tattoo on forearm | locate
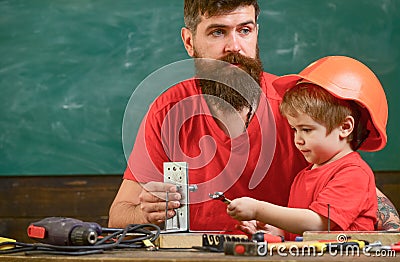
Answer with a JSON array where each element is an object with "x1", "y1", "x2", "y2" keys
[{"x1": 376, "y1": 196, "x2": 400, "y2": 231}]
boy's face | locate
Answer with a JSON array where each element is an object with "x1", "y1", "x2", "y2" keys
[
  {"x1": 183, "y1": 5, "x2": 259, "y2": 60},
  {"x1": 286, "y1": 112, "x2": 353, "y2": 168}
]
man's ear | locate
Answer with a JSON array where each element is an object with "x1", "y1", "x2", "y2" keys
[
  {"x1": 340, "y1": 116, "x2": 355, "y2": 139},
  {"x1": 181, "y1": 27, "x2": 194, "y2": 57}
]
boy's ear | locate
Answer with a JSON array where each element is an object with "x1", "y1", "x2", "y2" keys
[{"x1": 339, "y1": 116, "x2": 355, "y2": 138}]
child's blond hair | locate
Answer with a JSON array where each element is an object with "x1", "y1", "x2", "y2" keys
[{"x1": 279, "y1": 82, "x2": 368, "y2": 150}]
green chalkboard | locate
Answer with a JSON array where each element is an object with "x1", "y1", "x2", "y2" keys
[{"x1": 0, "y1": 0, "x2": 399, "y2": 175}]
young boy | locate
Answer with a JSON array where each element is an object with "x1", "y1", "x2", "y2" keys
[{"x1": 227, "y1": 56, "x2": 388, "y2": 240}]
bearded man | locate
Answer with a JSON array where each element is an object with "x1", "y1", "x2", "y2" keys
[{"x1": 108, "y1": 0, "x2": 307, "y2": 233}]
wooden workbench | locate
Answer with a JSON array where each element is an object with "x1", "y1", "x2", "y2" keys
[{"x1": 0, "y1": 248, "x2": 398, "y2": 262}]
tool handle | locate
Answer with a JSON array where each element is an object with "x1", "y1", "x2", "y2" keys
[{"x1": 252, "y1": 232, "x2": 284, "y2": 243}]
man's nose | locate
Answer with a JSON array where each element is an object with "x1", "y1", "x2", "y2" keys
[{"x1": 224, "y1": 32, "x2": 241, "y2": 53}]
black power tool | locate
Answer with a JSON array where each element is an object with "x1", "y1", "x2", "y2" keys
[{"x1": 27, "y1": 217, "x2": 102, "y2": 246}]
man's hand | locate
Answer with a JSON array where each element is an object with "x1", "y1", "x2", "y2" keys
[
  {"x1": 108, "y1": 179, "x2": 182, "y2": 228},
  {"x1": 138, "y1": 181, "x2": 182, "y2": 224},
  {"x1": 235, "y1": 220, "x2": 267, "y2": 235},
  {"x1": 235, "y1": 220, "x2": 284, "y2": 236}
]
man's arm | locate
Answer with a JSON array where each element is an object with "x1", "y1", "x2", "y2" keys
[
  {"x1": 375, "y1": 188, "x2": 400, "y2": 231},
  {"x1": 108, "y1": 179, "x2": 145, "y2": 228},
  {"x1": 108, "y1": 179, "x2": 181, "y2": 228}
]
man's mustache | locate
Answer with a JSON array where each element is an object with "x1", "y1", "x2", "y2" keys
[{"x1": 219, "y1": 53, "x2": 255, "y2": 67}]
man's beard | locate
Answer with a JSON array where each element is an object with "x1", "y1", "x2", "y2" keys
[{"x1": 194, "y1": 49, "x2": 263, "y2": 113}]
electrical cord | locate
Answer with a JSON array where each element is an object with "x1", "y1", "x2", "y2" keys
[{"x1": 0, "y1": 223, "x2": 161, "y2": 256}]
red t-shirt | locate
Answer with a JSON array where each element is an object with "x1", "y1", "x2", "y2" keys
[
  {"x1": 286, "y1": 152, "x2": 377, "y2": 241},
  {"x1": 124, "y1": 72, "x2": 307, "y2": 233}
]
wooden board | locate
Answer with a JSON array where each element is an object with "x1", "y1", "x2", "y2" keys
[
  {"x1": 155, "y1": 233, "x2": 248, "y2": 249},
  {"x1": 303, "y1": 231, "x2": 400, "y2": 245},
  {"x1": 0, "y1": 175, "x2": 120, "y2": 243}
]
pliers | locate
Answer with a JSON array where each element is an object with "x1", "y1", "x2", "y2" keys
[{"x1": 208, "y1": 192, "x2": 231, "y2": 204}]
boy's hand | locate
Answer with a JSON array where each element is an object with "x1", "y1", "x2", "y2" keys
[{"x1": 227, "y1": 197, "x2": 258, "y2": 221}]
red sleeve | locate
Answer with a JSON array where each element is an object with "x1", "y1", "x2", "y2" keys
[
  {"x1": 123, "y1": 106, "x2": 169, "y2": 183},
  {"x1": 309, "y1": 166, "x2": 377, "y2": 230}
]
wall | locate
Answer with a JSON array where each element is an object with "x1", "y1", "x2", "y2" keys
[{"x1": 1, "y1": 0, "x2": 399, "y2": 175}]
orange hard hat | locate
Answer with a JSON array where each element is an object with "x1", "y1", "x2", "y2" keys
[{"x1": 273, "y1": 56, "x2": 388, "y2": 152}]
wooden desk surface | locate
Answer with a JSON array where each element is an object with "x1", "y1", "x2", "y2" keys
[{"x1": 1, "y1": 248, "x2": 398, "y2": 262}]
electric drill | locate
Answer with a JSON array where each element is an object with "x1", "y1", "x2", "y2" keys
[{"x1": 27, "y1": 217, "x2": 102, "y2": 246}]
